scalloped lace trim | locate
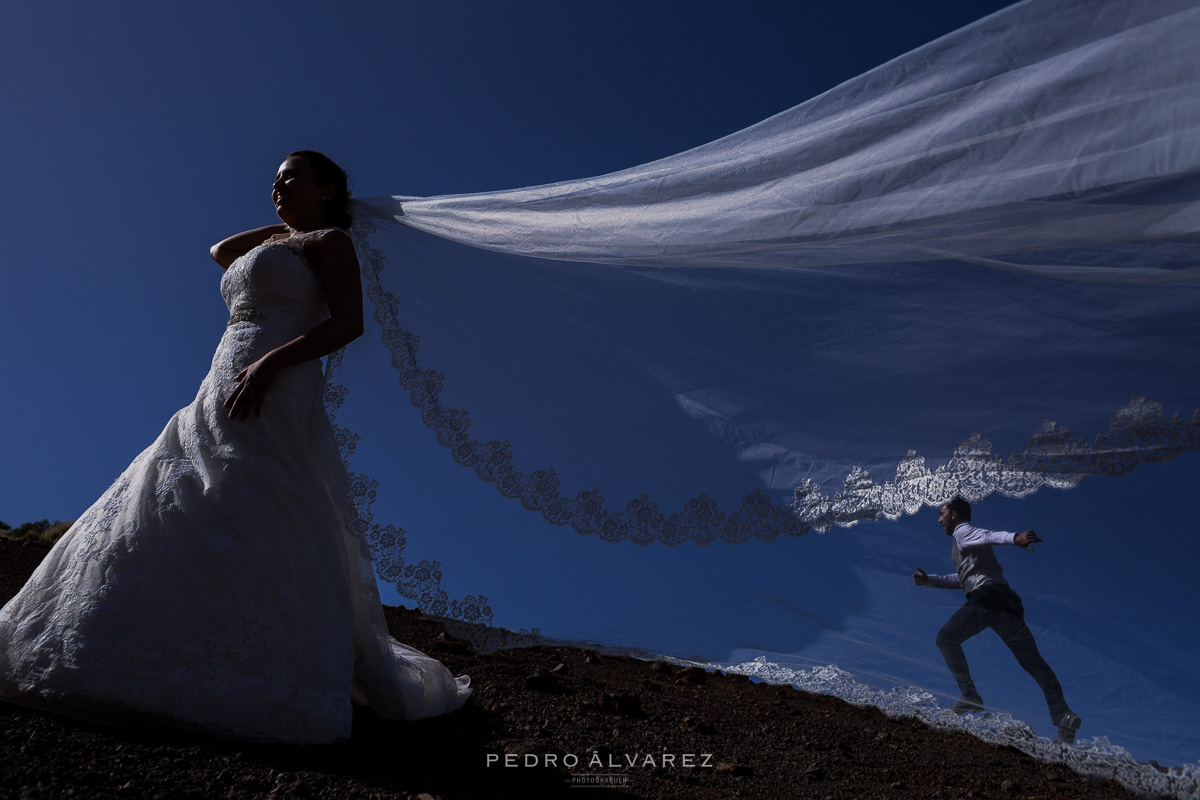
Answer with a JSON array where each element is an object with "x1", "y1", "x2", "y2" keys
[
  {"x1": 727, "y1": 657, "x2": 1200, "y2": 800},
  {"x1": 323, "y1": 343, "x2": 494, "y2": 628},
  {"x1": 788, "y1": 396, "x2": 1200, "y2": 531},
  {"x1": 346, "y1": 216, "x2": 1200, "y2": 554}
]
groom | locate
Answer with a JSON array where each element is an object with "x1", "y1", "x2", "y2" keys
[{"x1": 912, "y1": 496, "x2": 1082, "y2": 744}]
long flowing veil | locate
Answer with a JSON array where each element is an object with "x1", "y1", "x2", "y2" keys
[{"x1": 329, "y1": 0, "x2": 1199, "y2": 779}]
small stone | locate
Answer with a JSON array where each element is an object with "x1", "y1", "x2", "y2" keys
[
  {"x1": 523, "y1": 669, "x2": 564, "y2": 694},
  {"x1": 715, "y1": 762, "x2": 754, "y2": 777},
  {"x1": 597, "y1": 692, "x2": 643, "y2": 716},
  {"x1": 431, "y1": 632, "x2": 474, "y2": 655},
  {"x1": 675, "y1": 667, "x2": 708, "y2": 685},
  {"x1": 680, "y1": 716, "x2": 717, "y2": 734}
]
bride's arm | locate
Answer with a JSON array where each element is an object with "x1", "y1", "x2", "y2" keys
[
  {"x1": 210, "y1": 223, "x2": 290, "y2": 269},
  {"x1": 224, "y1": 230, "x2": 364, "y2": 420}
]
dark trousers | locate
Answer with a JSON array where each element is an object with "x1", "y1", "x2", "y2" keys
[{"x1": 935, "y1": 586, "x2": 1069, "y2": 725}]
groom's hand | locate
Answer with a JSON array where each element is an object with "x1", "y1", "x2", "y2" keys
[
  {"x1": 912, "y1": 568, "x2": 928, "y2": 586},
  {"x1": 1014, "y1": 530, "x2": 1041, "y2": 551}
]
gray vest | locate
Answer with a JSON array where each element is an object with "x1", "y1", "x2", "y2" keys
[{"x1": 952, "y1": 535, "x2": 1011, "y2": 595}]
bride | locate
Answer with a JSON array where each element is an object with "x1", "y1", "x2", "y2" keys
[{"x1": 0, "y1": 151, "x2": 470, "y2": 743}]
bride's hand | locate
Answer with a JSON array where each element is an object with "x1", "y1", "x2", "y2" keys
[{"x1": 224, "y1": 355, "x2": 282, "y2": 420}]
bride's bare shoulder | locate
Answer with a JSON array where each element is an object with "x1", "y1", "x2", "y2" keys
[{"x1": 302, "y1": 228, "x2": 358, "y2": 272}]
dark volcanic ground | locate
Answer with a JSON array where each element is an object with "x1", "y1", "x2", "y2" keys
[{"x1": 0, "y1": 539, "x2": 1156, "y2": 799}]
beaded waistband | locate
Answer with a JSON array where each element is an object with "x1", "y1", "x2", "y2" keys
[{"x1": 227, "y1": 309, "x2": 266, "y2": 326}]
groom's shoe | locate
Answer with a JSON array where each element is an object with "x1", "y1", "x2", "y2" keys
[
  {"x1": 949, "y1": 697, "x2": 984, "y2": 715},
  {"x1": 1055, "y1": 711, "x2": 1082, "y2": 744}
]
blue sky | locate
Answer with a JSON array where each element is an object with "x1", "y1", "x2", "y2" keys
[
  {"x1": 9, "y1": 0, "x2": 1200, "y2": 770},
  {"x1": 2, "y1": 0, "x2": 1014, "y2": 525}
]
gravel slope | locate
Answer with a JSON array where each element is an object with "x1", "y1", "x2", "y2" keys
[{"x1": 0, "y1": 539, "x2": 1149, "y2": 799}]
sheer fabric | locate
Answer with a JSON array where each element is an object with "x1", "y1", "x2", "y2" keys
[
  {"x1": 373, "y1": 0, "x2": 1199, "y2": 282},
  {"x1": 330, "y1": 0, "x2": 1200, "y2": 773}
]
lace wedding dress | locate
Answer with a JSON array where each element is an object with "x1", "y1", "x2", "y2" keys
[{"x1": 0, "y1": 229, "x2": 470, "y2": 743}]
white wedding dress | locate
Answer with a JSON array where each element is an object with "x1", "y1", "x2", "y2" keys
[{"x1": 0, "y1": 229, "x2": 470, "y2": 743}]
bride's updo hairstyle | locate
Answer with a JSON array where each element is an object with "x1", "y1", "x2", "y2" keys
[{"x1": 288, "y1": 150, "x2": 353, "y2": 231}]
